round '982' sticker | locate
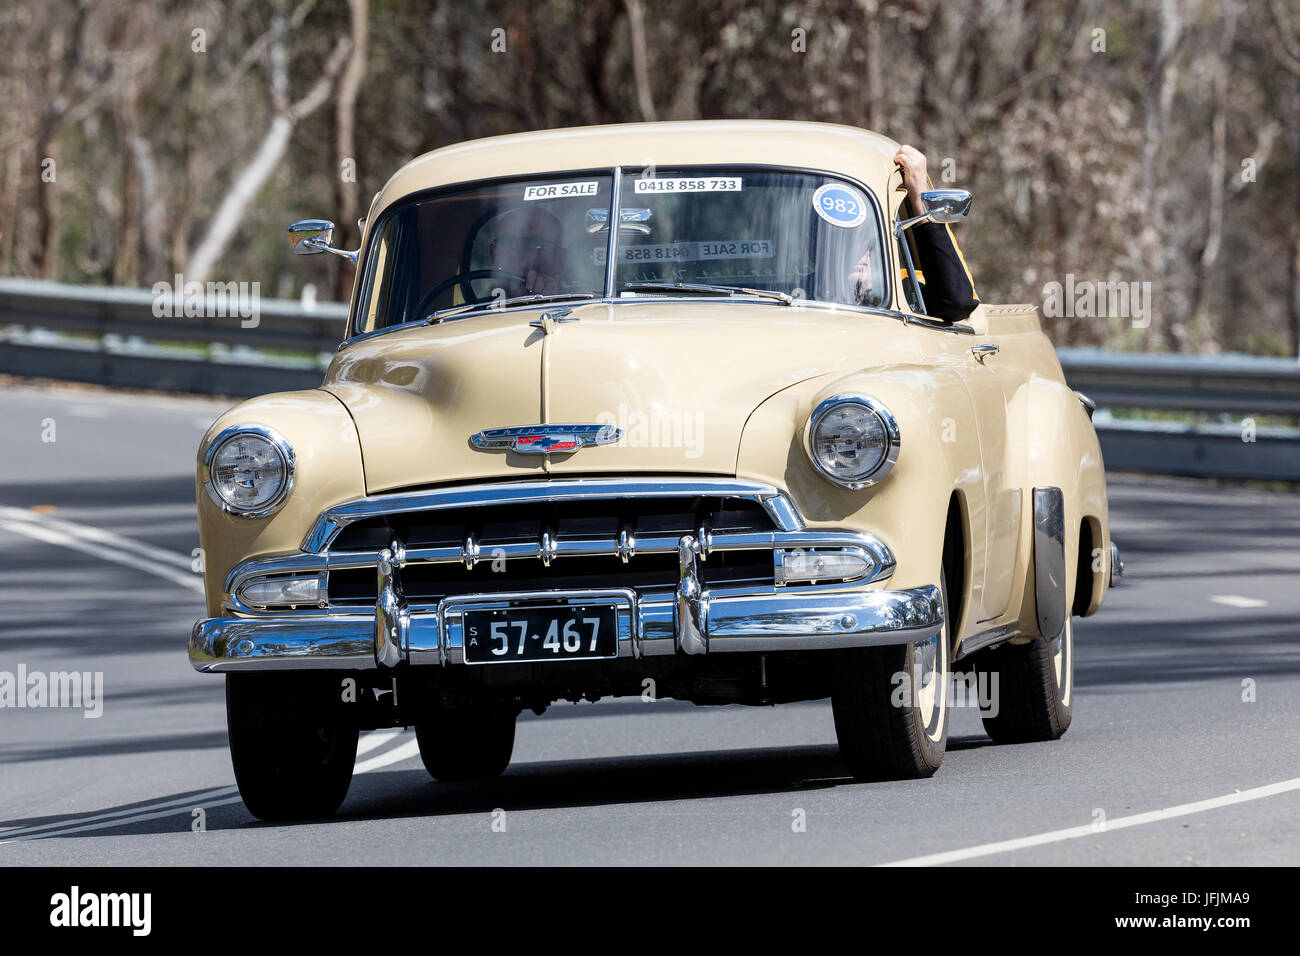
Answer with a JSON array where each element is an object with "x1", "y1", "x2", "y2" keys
[{"x1": 812, "y1": 183, "x2": 869, "y2": 228}]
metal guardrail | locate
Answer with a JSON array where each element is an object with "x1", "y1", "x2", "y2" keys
[{"x1": 1, "y1": 277, "x2": 1297, "y2": 480}]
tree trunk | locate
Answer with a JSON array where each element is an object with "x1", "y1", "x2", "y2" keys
[
  {"x1": 185, "y1": 35, "x2": 349, "y2": 284},
  {"x1": 333, "y1": 0, "x2": 368, "y2": 301}
]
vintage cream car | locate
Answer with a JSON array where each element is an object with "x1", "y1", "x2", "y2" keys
[{"x1": 190, "y1": 120, "x2": 1119, "y2": 820}]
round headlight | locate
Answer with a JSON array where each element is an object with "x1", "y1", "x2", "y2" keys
[
  {"x1": 806, "y1": 394, "x2": 900, "y2": 489},
  {"x1": 203, "y1": 425, "x2": 295, "y2": 517}
]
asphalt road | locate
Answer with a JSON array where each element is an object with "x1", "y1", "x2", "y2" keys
[{"x1": 0, "y1": 382, "x2": 1297, "y2": 866}]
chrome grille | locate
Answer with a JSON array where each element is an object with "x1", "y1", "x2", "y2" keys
[
  {"x1": 226, "y1": 479, "x2": 896, "y2": 617},
  {"x1": 324, "y1": 492, "x2": 779, "y2": 606}
]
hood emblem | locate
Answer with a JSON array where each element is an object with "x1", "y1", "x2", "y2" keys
[{"x1": 471, "y1": 423, "x2": 622, "y2": 454}]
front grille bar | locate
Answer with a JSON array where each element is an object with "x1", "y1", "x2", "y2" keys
[
  {"x1": 301, "y1": 477, "x2": 803, "y2": 553},
  {"x1": 225, "y1": 526, "x2": 897, "y2": 616}
]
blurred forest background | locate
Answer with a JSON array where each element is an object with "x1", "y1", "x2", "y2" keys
[{"x1": 1, "y1": 0, "x2": 1297, "y2": 354}]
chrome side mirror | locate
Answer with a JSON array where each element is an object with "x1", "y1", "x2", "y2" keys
[
  {"x1": 287, "y1": 219, "x2": 359, "y2": 264},
  {"x1": 891, "y1": 189, "x2": 973, "y2": 318},
  {"x1": 920, "y1": 188, "x2": 972, "y2": 224},
  {"x1": 893, "y1": 189, "x2": 973, "y2": 236}
]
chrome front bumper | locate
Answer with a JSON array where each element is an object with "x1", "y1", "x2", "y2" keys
[
  {"x1": 193, "y1": 480, "x2": 942, "y2": 673},
  {"x1": 189, "y1": 583, "x2": 943, "y2": 673}
]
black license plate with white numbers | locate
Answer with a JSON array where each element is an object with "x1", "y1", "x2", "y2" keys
[{"x1": 462, "y1": 604, "x2": 619, "y2": 664}]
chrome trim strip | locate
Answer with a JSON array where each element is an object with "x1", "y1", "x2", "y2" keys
[
  {"x1": 603, "y1": 165, "x2": 622, "y2": 294},
  {"x1": 1110, "y1": 540, "x2": 1124, "y2": 587},
  {"x1": 953, "y1": 622, "x2": 1020, "y2": 661},
  {"x1": 1033, "y1": 486, "x2": 1067, "y2": 640},
  {"x1": 190, "y1": 584, "x2": 943, "y2": 672},
  {"x1": 337, "y1": 296, "x2": 912, "y2": 351},
  {"x1": 301, "y1": 478, "x2": 797, "y2": 552},
  {"x1": 905, "y1": 315, "x2": 976, "y2": 335}
]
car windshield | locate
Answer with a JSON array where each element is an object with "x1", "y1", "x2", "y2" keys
[
  {"x1": 351, "y1": 167, "x2": 887, "y2": 336},
  {"x1": 353, "y1": 172, "x2": 614, "y2": 334},
  {"x1": 611, "y1": 167, "x2": 886, "y2": 308}
]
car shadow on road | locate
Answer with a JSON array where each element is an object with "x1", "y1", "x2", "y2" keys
[{"x1": 0, "y1": 735, "x2": 1001, "y2": 841}]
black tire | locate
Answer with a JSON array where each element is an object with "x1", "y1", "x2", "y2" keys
[
  {"x1": 831, "y1": 571, "x2": 951, "y2": 781},
  {"x1": 415, "y1": 704, "x2": 517, "y2": 782},
  {"x1": 971, "y1": 615, "x2": 1073, "y2": 743},
  {"x1": 226, "y1": 673, "x2": 358, "y2": 821}
]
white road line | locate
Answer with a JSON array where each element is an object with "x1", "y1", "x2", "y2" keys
[
  {"x1": 354, "y1": 738, "x2": 422, "y2": 774},
  {"x1": 0, "y1": 507, "x2": 202, "y2": 593},
  {"x1": 356, "y1": 728, "x2": 404, "y2": 757},
  {"x1": 0, "y1": 787, "x2": 239, "y2": 842},
  {"x1": 0, "y1": 505, "x2": 196, "y2": 569},
  {"x1": 1210, "y1": 594, "x2": 1269, "y2": 609},
  {"x1": 0, "y1": 796, "x2": 248, "y2": 844},
  {"x1": 877, "y1": 776, "x2": 1300, "y2": 866},
  {"x1": 0, "y1": 733, "x2": 421, "y2": 844}
]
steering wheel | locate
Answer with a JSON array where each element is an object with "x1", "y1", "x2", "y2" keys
[{"x1": 415, "y1": 269, "x2": 529, "y2": 320}]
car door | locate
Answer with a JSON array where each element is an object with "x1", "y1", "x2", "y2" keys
[{"x1": 888, "y1": 171, "x2": 1017, "y2": 623}]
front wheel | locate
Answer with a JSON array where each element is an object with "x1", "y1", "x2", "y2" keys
[
  {"x1": 415, "y1": 704, "x2": 517, "y2": 782},
  {"x1": 226, "y1": 673, "x2": 359, "y2": 821},
  {"x1": 831, "y1": 572, "x2": 951, "y2": 780},
  {"x1": 970, "y1": 616, "x2": 1073, "y2": 743}
]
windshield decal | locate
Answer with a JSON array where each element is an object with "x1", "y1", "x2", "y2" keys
[
  {"x1": 633, "y1": 176, "x2": 742, "y2": 194},
  {"x1": 595, "y1": 238, "x2": 774, "y2": 265},
  {"x1": 812, "y1": 183, "x2": 868, "y2": 228},
  {"x1": 523, "y1": 180, "x2": 600, "y2": 201}
]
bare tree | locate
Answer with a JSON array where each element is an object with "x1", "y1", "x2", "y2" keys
[
  {"x1": 185, "y1": 13, "x2": 349, "y2": 284},
  {"x1": 32, "y1": 1, "x2": 91, "y2": 278},
  {"x1": 625, "y1": 0, "x2": 656, "y2": 121}
]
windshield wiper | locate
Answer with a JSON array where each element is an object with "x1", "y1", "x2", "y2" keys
[
  {"x1": 623, "y1": 281, "x2": 793, "y2": 305},
  {"x1": 426, "y1": 292, "x2": 598, "y2": 325}
]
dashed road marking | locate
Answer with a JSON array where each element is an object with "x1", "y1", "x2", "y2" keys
[{"x1": 1210, "y1": 594, "x2": 1268, "y2": 609}]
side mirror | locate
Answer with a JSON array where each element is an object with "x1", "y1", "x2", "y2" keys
[
  {"x1": 287, "y1": 219, "x2": 358, "y2": 264},
  {"x1": 891, "y1": 188, "x2": 974, "y2": 318},
  {"x1": 893, "y1": 189, "x2": 973, "y2": 236},
  {"x1": 920, "y1": 188, "x2": 972, "y2": 224}
]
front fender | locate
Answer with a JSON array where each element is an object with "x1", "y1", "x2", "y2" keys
[
  {"x1": 195, "y1": 389, "x2": 366, "y2": 617},
  {"x1": 736, "y1": 366, "x2": 982, "y2": 608}
]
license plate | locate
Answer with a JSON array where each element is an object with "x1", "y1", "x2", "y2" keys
[{"x1": 462, "y1": 603, "x2": 619, "y2": 664}]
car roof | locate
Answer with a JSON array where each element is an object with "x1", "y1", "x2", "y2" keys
[{"x1": 367, "y1": 120, "x2": 903, "y2": 220}]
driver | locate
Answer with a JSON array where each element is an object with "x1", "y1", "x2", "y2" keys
[
  {"x1": 848, "y1": 144, "x2": 980, "y2": 322},
  {"x1": 489, "y1": 206, "x2": 567, "y2": 297}
]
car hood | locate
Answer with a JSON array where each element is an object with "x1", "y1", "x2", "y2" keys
[{"x1": 323, "y1": 301, "x2": 919, "y2": 494}]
